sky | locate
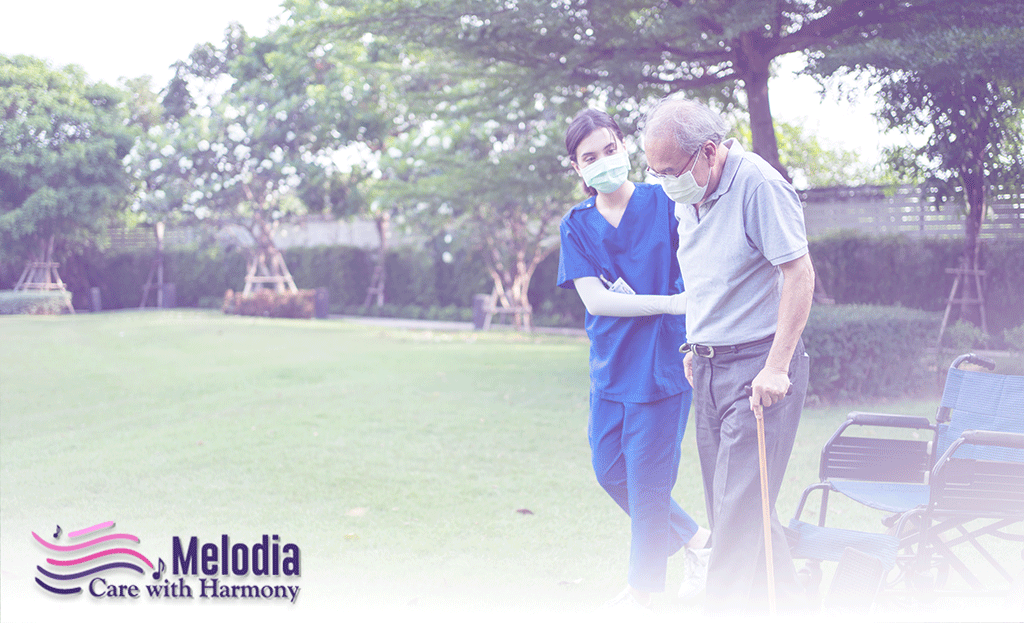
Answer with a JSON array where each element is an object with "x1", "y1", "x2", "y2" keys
[{"x1": 0, "y1": 0, "x2": 896, "y2": 157}]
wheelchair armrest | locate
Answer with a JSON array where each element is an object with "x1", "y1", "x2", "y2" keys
[
  {"x1": 931, "y1": 430, "x2": 1024, "y2": 497},
  {"x1": 818, "y1": 413, "x2": 935, "y2": 482},
  {"x1": 845, "y1": 412, "x2": 934, "y2": 429},
  {"x1": 957, "y1": 430, "x2": 1024, "y2": 450}
]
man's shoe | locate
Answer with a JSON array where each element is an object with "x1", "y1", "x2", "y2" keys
[{"x1": 678, "y1": 547, "x2": 711, "y2": 600}]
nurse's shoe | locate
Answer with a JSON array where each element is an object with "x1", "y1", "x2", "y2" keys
[
  {"x1": 601, "y1": 586, "x2": 652, "y2": 613},
  {"x1": 678, "y1": 547, "x2": 711, "y2": 600}
]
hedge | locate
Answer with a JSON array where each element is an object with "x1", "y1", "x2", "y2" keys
[
  {"x1": 802, "y1": 305, "x2": 941, "y2": 402},
  {"x1": 809, "y1": 235, "x2": 1024, "y2": 346},
  {"x1": 0, "y1": 234, "x2": 1019, "y2": 344}
]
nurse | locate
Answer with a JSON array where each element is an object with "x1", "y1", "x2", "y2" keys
[{"x1": 557, "y1": 108, "x2": 711, "y2": 609}]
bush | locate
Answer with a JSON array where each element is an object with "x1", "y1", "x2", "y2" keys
[
  {"x1": 942, "y1": 319, "x2": 989, "y2": 351},
  {"x1": 1004, "y1": 323, "x2": 1024, "y2": 352},
  {"x1": 0, "y1": 290, "x2": 73, "y2": 315},
  {"x1": 809, "y1": 235, "x2": 1024, "y2": 348},
  {"x1": 803, "y1": 305, "x2": 941, "y2": 402},
  {"x1": 222, "y1": 289, "x2": 316, "y2": 319}
]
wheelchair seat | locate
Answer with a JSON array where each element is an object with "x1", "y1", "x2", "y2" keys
[{"x1": 787, "y1": 353, "x2": 1024, "y2": 607}]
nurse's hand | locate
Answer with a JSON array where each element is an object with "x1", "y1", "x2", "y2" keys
[
  {"x1": 665, "y1": 292, "x2": 686, "y2": 315},
  {"x1": 683, "y1": 351, "x2": 694, "y2": 386}
]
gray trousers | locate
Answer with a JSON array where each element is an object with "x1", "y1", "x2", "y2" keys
[{"x1": 692, "y1": 338, "x2": 809, "y2": 613}]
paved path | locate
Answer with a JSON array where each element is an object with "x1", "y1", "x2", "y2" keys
[{"x1": 332, "y1": 315, "x2": 586, "y2": 337}]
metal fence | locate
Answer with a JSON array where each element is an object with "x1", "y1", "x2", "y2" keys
[
  {"x1": 106, "y1": 185, "x2": 1024, "y2": 251},
  {"x1": 800, "y1": 184, "x2": 1024, "y2": 240},
  {"x1": 106, "y1": 217, "x2": 385, "y2": 251}
]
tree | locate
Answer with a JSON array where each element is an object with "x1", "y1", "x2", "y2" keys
[
  {"x1": 285, "y1": 4, "x2": 588, "y2": 327},
  {"x1": 318, "y1": 0, "x2": 948, "y2": 180},
  {"x1": 376, "y1": 93, "x2": 577, "y2": 329},
  {"x1": 158, "y1": 23, "x2": 381, "y2": 295},
  {"x1": 808, "y1": 2, "x2": 1024, "y2": 331},
  {"x1": 0, "y1": 55, "x2": 135, "y2": 284},
  {"x1": 122, "y1": 75, "x2": 198, "y2": 306}
]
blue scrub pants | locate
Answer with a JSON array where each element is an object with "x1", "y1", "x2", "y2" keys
[{"x1": 589, "y1": 390, "x2": 699, "y2": 593}]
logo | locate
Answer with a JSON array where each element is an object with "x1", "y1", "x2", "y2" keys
[
  {"x1": 33, "y1": 521, "x2": 154, "y2": 596},
  {"x1": 33, "y1": 520, "x2": 302, "y2": 604}
]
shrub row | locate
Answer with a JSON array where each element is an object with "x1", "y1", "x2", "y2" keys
[
  {"x1": 222, "y1": 289, "x2": 317, "y2": 319},
  {"x1": 0, "y1": 290, "x2": 73, "y2": 315}
]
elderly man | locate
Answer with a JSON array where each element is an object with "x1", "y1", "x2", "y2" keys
[{"x1": 642, "y1": 97, "x2": 814, "y2": 613}]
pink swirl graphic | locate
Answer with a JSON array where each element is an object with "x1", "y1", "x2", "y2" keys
[
  {"x1": 47, "y1": 548, "x2": 154, "y2": 569},
  {"x1": 68, "y1": 521, "x2": 114, "y2": 538},
  {"x1": 32, "y1": 531, "x2": 140, "y2": 552}
]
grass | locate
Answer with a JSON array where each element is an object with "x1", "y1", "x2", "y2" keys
[{"x1": 1, "y1": 310, "x2": 1018, "y2": 621}]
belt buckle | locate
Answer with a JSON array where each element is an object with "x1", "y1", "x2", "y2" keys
[
  {"x1": 680, "y1": 343, "x2": 715, "y2": 358},
  {"x1": 694, "y1": 344, "x2": 715, "y2": 358}
]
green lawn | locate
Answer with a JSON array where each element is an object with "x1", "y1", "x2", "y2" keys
[{"x1": 1, "y1": 310, "x2": 1015, "y2": 620}]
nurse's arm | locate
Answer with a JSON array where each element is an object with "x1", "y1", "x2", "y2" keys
[
  {"x1": 573, "y1": 276, "x2": 686, "y2": 317},
  {"x1": 748, "y1": 253, "x2": 815, "y2": 411}
]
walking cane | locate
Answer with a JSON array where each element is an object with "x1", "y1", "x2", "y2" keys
[
  {"x1": 755, "y1": 406, "x2": 776, "y2": 616},
  {"x1": 746, "y1": 384, "x2": 790, "y2": 617}
]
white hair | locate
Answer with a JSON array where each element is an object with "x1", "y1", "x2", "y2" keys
[{"x1": 642, "y1": 96, "x2": 728, "y2": 153}]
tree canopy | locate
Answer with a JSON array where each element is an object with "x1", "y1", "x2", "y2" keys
[
  {"x1": 312, "y1": 0, "x2": 954, "y2": 179},
  {"x1": 808, "y1": 0, "x2": 1024, "y2": 269},
  {"x1": 0, "y1": 55, "x2": 135, "y2": 263}
]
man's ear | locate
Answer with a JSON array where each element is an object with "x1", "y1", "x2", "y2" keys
[{"x1": 703, "y1": 141, "x2": 716, "y2": 161}]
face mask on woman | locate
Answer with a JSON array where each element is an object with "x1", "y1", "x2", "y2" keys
[
  {"x1": 657, "y1": 152, "x2": 708, "y2": 205},
  {"x1": 579, "y1": 151, "x2": 630, "y2": 194}
]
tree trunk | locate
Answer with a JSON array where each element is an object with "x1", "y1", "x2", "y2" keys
[
  {"x1": 962, "y1": 170, "x2": 985, "y2": 274},
  {"x1": 739, "y1": 35, "x2": 790, "y2": 182},
  {"x1": 483, "y1": 217, "x2": 555, "y2": 331},
  {"x1": 960, "y1": 158, "x2": 987, "y2": 330},
  {"x1": 363, "y1": 212, "x2": 390, "y2": 308},
  {"x1": 155, "y1": 221, "x2": 165, "y2": 308},
  {"x1": 243, "y1": 212, "x2": 297, "y2": 295},
  {"x1": 486, "y1": 267, "x2": 535, "y2": 332}
]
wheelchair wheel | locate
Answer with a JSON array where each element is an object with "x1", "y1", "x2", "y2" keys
[
  {"x1": 885, "y1": 515, "x2": 952, "y2": 596},
  {"x1": 797, "y1": 560, "x2": 822, "y2": 594}
]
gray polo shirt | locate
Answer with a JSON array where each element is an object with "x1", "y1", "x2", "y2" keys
[{"x1": 675, "y1": 140, "x2": 808, "y2": 346}]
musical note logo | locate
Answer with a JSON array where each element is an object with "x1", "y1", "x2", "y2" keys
[
  {"x1": 152, "y1": 558, "x2": 166, "y2": 580},
  {"x1": 33, "y1": 520, "x2": 153, "y2": 596}
]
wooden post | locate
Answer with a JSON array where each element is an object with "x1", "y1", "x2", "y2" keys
[
  {"x1": 242, "y1": 247, "x2": 297, "y2": 295},
  {"x1": 937, "y1": 256, "x2": 989, "y2": 345},
  {"x1": 140, "y1": 222, "x2": 166, "y2": 308},
  {"x1": 14, "y1": 236, "x2": 74, "y2": 313}
]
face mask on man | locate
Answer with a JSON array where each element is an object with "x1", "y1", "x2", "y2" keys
[
  {"x1": 579, "y1": 151, "x2": 630, "y2": 194},
  {"x1": 658, "y1": 152, "x2": 708, "y2": 205}
]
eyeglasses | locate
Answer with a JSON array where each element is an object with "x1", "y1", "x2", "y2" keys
[{"x1": 646, "y1": 146, "x2": 701, "y2": 180}]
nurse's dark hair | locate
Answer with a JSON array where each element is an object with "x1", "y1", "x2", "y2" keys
[
  {"x1": 566, "y1": 109, "x2": 625, "y2": 197},
  {"x1": 565, "y1": 108, "x2": 624, "y2": 163}
]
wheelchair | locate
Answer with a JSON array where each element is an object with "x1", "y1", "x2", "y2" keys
[{"x1": 786, "y1": 353, "x2": 1024, "y2": 612}]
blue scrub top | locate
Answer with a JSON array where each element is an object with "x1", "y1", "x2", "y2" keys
[{"x1": 557, "y1": 183, "x2": 690, "y2": 403}]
